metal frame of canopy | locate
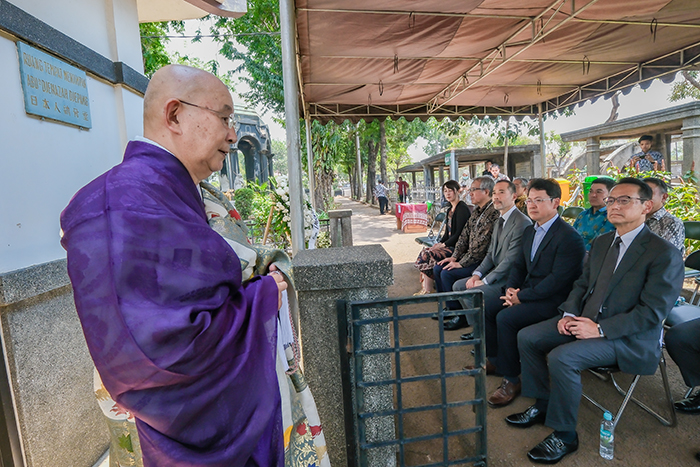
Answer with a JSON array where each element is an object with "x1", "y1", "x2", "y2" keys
[{"x1": 279, "y1": 0, "x2": 700, "y2": 253}]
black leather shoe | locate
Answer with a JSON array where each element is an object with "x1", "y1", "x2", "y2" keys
[
  {"x1": 443, "y1": 315, "x2": 468, "y2": 331},
  {"x1": 695, "y1": 452, "x2": 700, "y2": 463},
  {"x1": 506, "y1": 405, "x2": 546, "y2": 428},
  {"x1": 460, "y1": 332, "x2": 474, "y2": 340},
  {"x1": 527, "y1": 432, "x2": 578, "y2": 464},
  {"x1": 674, "y1": 392, "x2": 700, "y2": 414}
]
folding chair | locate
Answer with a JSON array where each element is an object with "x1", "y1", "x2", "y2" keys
[
  {"x1": 582, "y1": 354, "x2": 677, "y2": 431},
  {"x1": 666, "y1": 280, "x2": 700, "y2": 399},
  {"x1": 415, "y1": 210, "x2": 447, "y2": 248}
]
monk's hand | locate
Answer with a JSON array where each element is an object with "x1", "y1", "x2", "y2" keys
[
  {"x1": 567, "y1": 316, "x2": 598, "y2": 339},
  {"x1": 557, "y1": 316, "x2": 575, "y2": 335},
  {"x1": 268, "y1": 264, "x2": 288, "y2": 309}
]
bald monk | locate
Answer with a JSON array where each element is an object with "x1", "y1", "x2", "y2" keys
[{"x1": 61, "y1": 65, "x2": 287, "y2": 466}]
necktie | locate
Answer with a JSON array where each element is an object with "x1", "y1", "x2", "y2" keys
[
  {"x1": 581, "y1": 237, "x2": 622, "y2": 321},
  {"x1": 494, "y1": 217, "x2": 505, "y2": 251}
]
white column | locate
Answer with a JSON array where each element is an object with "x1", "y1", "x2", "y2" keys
[{"x1": 305, "y1": 116, "x2": 316, "y2": 211}]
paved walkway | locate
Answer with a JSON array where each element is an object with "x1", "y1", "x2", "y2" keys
[{"x1": 338, "y1": 195, "x2": 700, "y2": 467}]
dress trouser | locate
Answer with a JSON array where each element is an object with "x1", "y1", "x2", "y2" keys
[
  {"x1": 433, "y1": 263, "x2": 477, "y2": 309},
  {"x1": 518, "y1": 316, "x2": 617, "y2": 432},
  {"x1": 487, "y1": 300, "x2": 560, "y2": 378},
  {"x1": 453, "y1": 280, "x2": 505, "y2": 327},
  {"x1": 665, "y1": 317, "x2": 700, "y2": 387},
  {"x1": 378, "y1": 196, "x2": 388, "y2": 214}
]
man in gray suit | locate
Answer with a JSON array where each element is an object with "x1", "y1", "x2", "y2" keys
[
  {"x1": 454, "y1": 180, "x2": 531, "y2": 345},
  {"x1": 507, "y1": 178, "x2": 684, "y2": 464}
]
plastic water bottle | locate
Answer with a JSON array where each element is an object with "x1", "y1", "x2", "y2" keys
[{"x1": 600, "y1": 411, "x2": 614, "y2": 460}]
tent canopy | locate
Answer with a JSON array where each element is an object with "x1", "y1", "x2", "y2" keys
[{"x1": 295, "y1": 0, "x2": 700, "y2": 123}]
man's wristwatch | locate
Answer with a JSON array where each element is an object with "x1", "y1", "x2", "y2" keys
[{"x1": 597, "y1": 324, "x2": 605, "y2": 338}]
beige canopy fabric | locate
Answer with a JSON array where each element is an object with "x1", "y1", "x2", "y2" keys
[{"x1": 295, "y1": 0, "x2": 700, "y2": 123}]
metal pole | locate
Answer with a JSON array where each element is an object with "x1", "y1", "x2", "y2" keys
[
  {"x1": 538, "y1": 103, "x2": 546, "y2": 178},
  {"x1": 305, "y1": 116, "x2": 316, "y2": 211},
  {"x1": 503, "y1": 119, "x2": 509, "y2": 176},
  {"x1": 280, "y1": 0, "x2": 305, "y2": 255},
  {"x1": 450, "y1": 148, "x2": 458, "y2": 181},
  {"x1": 356, "y1": 123, "x2": 363, "y2": 198}
]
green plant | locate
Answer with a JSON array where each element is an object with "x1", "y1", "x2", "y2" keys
[{"x1": 233, "y1": 187, "x2": 256, "y2": 220}]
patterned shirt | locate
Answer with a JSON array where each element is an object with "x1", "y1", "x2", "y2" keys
[
  {"x1": 452, "y1": 201, "x2": 500, "y2": 267},
  {"x1": 646, "y1": 207, "x2": 685, "y2": 252},
  {"x1": 629, "y1": 150, "x2": 664, "y2": 172},
  {"x1": 374, "y1": 183, "x2": 388, "y2": 198},
  {"x1": 573, "y1": 206, "x2": 615, "y2": 251}
]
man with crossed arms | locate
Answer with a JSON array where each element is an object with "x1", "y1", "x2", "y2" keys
[
  {"x1": 453, "y1": 180, "x2": 531, "y2": 343},
  {"x1": 508, "y1": 178, "x2": 684, "y2": 464}
]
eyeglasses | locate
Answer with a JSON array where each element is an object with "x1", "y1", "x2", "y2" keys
[
  {"x1": 604, "y1": 196, "x2": 646, "y2": 206},
  {"x1": 179, "y1": 99, "x2": 235, "y2": 129},
  {"x1": 469, "y1": 187, "x2": 486, "y2": 193},
  {"x1": 525, "y1": 197, "x2": 554, "y2": 205}
]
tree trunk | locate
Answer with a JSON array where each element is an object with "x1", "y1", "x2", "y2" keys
[
  {"x1": 314, "y1": 166, "x2": 334, "y2": 211},
  {"x1": 366, "y1": 140, "x2": 378, "y2": 204},
  {"x1": 605, "y1": 91, "x2": 620, "y2": 123},
  {"x1": 379, "y1": 120, "x2": 388, "y2": 184},
  {"x1": 682, "y1": 70, "x2": 700, "y2": 91}
]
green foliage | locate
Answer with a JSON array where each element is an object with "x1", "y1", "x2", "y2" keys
[
  {"x1": 271, "y1": 139, "x2": 288, "y2": 176},
  {"x1": 233, "y1": 187, "x2": 256, "y2": 219},
  {"x1": 139, "y1": 22, "x2": 180, "y2": 77},
  {"x1": 669, "y1": 71, "x2": 700, "y2": 102},
  {"x1": 208, "y1": 0, "x2": 284, "y2": 115},
  {"x1": 565, "y1": 168, "x2": 588, "y2": 206}
]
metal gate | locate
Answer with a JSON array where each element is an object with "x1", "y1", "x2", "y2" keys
[{"x1": 338, "y1": 291, "x2": 488, "y2": 467}]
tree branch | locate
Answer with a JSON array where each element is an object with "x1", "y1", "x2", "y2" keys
[{"x1": 682, "y1": 70, "x2": 700, "y2": 91}]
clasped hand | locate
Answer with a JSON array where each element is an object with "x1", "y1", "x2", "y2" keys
[
  {"x1": 268, "y1": 264, "x2": 288, "y2": 309},
  {"x1": 557, "y1": 316, "x2": 598, "y2": 339},
  {"x1": 500, "y1": 287, "x2": 521, "y2": 306},
  {"x1": 437, "y1": 256, "x2": 462, "y2": 270}
]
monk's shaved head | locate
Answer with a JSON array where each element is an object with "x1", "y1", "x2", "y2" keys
[
  {"x1": 143, "y1": 65, "x2": 230, "y2": 135},
  {"x1": 141, "y1": 64, "x2": 237, "y2": 184}
]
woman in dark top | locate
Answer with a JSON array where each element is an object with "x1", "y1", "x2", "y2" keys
[{"x1": 414, "y1": 180, "x2": 471, "y2": 294}]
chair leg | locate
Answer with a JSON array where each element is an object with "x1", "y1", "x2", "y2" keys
[{"x1": 609, "y1": 356, "x2": 677, "y2": 428}]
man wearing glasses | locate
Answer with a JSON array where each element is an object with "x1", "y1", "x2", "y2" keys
[
  {"x1": 482, "y1": 178, "x2": 585, "y2": 407},
  {"x1": 436, "y1": 176, "x2": 500, "y2": 330},
  {"x1": 61, "y1": 65, "x2": 287, "y2": 466},
  {"x1": 509, "y1": 178, "x2": 683, "y2": 464}
]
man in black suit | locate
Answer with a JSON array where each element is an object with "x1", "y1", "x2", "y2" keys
[
  {"x1": 484, "y1": 179, "x2": 585, "y2": 407},
  {"x1": 507, "y1": 178, "x2": 684, "y2": 464},
  {"x1": 667, "y1": 317, "x2": 700, "y2": 413}
]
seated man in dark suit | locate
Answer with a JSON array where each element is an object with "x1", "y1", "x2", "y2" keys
[
  {"x1": 453, "y1": 180, "x2": 532, "y2": 341},
  {"x1": 484, "y1": 178, "x2": 585, "y2": 407},
  {"x1": 666, "y1": 316, "x2": 700, "y2": 464},
  {"x1": 508, "y1": 178, "x2": 684, "y2": 464}
]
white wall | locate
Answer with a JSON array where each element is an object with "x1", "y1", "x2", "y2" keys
[
  {"x1": 14, "y1": 0, "x2": 143, "y2": 70},
  {"x1": 0, "y1": 0, "x2": 145, "y2": 273}
]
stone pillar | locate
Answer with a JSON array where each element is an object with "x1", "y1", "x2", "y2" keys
[
  {"x1": 0, "y1": 260, "x2": 107, "y2": 467},
  {"x1": 682, "y1": 116, "x2": 700, "y2": 177},
  {"x1": 294, "y1": 245, "x2": 394, "y2": 467},
  {"x1": 664, "y1": 134, "x2": 673, "y2": 173},
  {"x1": 438, "y1": 166, "x2": 445, "y2": 187},
  {"x1": 328, "y1": 209, "x2": 353, "y2": 247},
  {"x1": 586, "y1": 137, "x2": 601, "y2": 175}
]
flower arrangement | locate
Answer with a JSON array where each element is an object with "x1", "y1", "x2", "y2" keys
[{"x1": 269, "y1": 175, "x2": 319, "y2": 247}]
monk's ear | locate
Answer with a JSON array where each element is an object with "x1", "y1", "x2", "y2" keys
[{"x1": 164, "y1": 99, "x2": 184, "y2": 135}]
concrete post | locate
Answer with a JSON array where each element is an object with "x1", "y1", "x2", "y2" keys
[
  {"x1": 664, "y1": 134, "x2": 673, "y2": 173},
  {"x1": 328, "y1": 209, "x2": 353, "y2": 247},
  {"x1": 293, "y1": 245, "x2": 394, "y2": 467},
  {"x1": 586, "y1": 137, "x2": 601, "y2": 175},
  {"x1": 682, "y1": 116, "x2": 700, "y2": 177}
]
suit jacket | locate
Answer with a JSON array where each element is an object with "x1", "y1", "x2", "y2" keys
[
  {"x1": 559, "y1": 227, "x2": 684, "y2": 375},
  {"x1": 441, "y1": 201, "x2": 471, "y2": 248},
  {"x1": 474, "y1": 208, "x2": 532, "y2": 287},
  {"x1": 507, "y1": 216, "x2": 585, "y2": 304}
]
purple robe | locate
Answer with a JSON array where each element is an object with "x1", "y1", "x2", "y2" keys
[{"x1": 60, "y1": 141, "x2": 283, "y2": 467}]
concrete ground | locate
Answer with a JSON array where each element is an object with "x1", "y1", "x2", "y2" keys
[{"x1": 338, "y1": 195, "x2": 700, "y2": 466}]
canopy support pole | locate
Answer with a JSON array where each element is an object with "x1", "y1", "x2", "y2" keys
[
  {"x1": 305, "y1": 116, "x2": 316, "y2": 211},
  {"x1": 503, "y1": 119, "x2": 510, "y2": 176},
  {"x1": 356, "y1": 123, "x2": 363, "y2": 199},
  {"x1": 280, "y1": 0, "x2": 305, "y2": 254},
  {"x1": 538, "y1": 103, "x2": 546, "y2": 178},
  {"x1": 450, "y1": 148, "x2": 458, "y2": 181}
]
